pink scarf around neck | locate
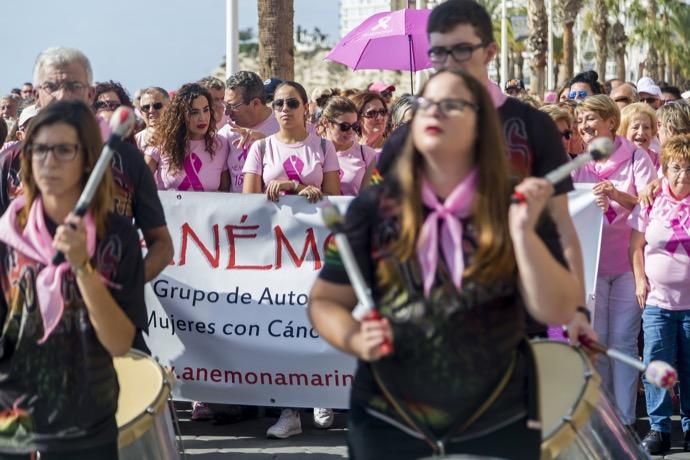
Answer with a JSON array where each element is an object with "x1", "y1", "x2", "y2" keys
[
  {"x1": 416, "y1": 169, "x2": 477, "y2": 297},
  {"x1": 584, "y1": 136, "x2": 632, "y2": 180},
  {"x1": 0, "y1": 195, "x2": 96, "y2": 343}
]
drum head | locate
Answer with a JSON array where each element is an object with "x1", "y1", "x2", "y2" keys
[
  {"x1": 532, "y1": 340, "x2": 599, "y2": 440},
  {"x1": 114, "y1": 349, "x2": 169, "y2": 430}
]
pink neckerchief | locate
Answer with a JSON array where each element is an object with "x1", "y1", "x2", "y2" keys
[
  {"x1": 0, "y1": 195, "x2": 96, "y2": 343},
  {"x1": 584, "y1": 136, "x2": 632, "y2": 180},
  {"x1": 656, "y1": 178, "x2": 690, "y2": 255},
  {"x1": 486, "y1": 80, "x2": 508, "y2": 108},
  {"x1": 416, "y1": 169, "x2": 478, "y2": 297}
]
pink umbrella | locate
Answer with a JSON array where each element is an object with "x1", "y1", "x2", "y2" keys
[{"x1": 326, "y1": 8, "x2": 432, "y2": 92}]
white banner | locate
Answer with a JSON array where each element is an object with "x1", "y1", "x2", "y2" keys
[{"x1": 145, "y1": 188, "x2": 602, "y2": 409}]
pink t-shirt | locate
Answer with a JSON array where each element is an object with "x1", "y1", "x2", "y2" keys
[
  {"x1": 336, "y1": 143, "x2": 376, "y2": 196},
  {"x1": 628, "y1": 178, "x2": 690, "y2": 310},
  {"x1": 242, "y1": 132, "x2": 340, "y2": 190},
  {"x1": 571, "y1": 136, "x2": 656, "y2": 275},
  {"x1": 219, "y1": 115, "x2": 280, "y2": 193},
  {"x1": 135, "y1": 128, "x2": 155, "y2": 152},
  {"x1": 145, "y1": 136, "x2": 229, "y2": 191}
]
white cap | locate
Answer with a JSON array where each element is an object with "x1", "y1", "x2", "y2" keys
[
  {"x1": 637, "y1": 77, "x2": 661, "y2": 97},
  {"x1": 18, "y1": 104, "x2": 40, "y2": 129},
  {"x1": 682, "y1": 90, "x2": 690, "y2": 100}
]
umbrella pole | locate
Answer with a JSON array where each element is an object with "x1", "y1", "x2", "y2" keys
[{"x1": 408, "y1": 35, "x2": 414, "y2": 93}]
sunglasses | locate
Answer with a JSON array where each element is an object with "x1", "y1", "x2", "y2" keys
[
  {"x1": 361, "y1": 108, "x2": 388, "y2": 119},
  {"x1": 94, "y1": 100, "x2": 120, "y2": 111},
  {"x1": 141, "y1": 102, "x2": 164, "y2": 113},
  {"x1": 272, "y1": 98, "x2": 301, "y2": 110},
  {"x1": 568, "y1": 90, "x2": 588, "y2": 100},
  {"x1": 330, "y1": 120, "x2": 361, "y2": 133},
  {"x1": 640, "y1": 97, "x2": 658, "y2": 104},
  {"x1": 613, "y1": 97, "x2": 631, "y2": 104},
  {"x1": 561, "y1": 129, "x2": 573, "y2": 140}
]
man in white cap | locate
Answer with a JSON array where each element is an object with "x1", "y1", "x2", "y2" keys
[{"x1": 637, "y1": 77, "x2": 663, "y2": 109}]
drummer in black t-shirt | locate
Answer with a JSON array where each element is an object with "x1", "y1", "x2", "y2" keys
[
  {"x1": 0, "y1": 101, "x2": 146, "y2": 459},
  {"x1": 378, "y1": 0, "x2": 594, "y2": 340},
  {"x1": 310, "y1": 69, "x2": 581, "y2": 459}
]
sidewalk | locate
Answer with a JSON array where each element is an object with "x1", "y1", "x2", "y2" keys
[{"x1": 177, "y1": 404, "x2": 348, "y2": 459}]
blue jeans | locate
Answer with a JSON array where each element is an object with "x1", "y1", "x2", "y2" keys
[{"x1": 642, "y1": 306, "x2": 690, "y2": 433}]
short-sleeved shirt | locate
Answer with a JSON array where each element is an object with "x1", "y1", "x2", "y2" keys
[
  {"x1": 0, "y1": 212, "x2": 146, "y2": 453},
  {"x1": 134, "y1": 128, "x2": 155, "y2": 152},
  {"x1": 218, "y1": 115, "x2": 280, "y2": 193},
  {"x1": 628, "y1": 178, "x2": 690, "y2": 310},
  {"x1": 242, "y1": 132, "x2": 340, "y2": 190},
  {"x1": 378, "y1": 94, "x2": 574, "y2": 196},
  {"x1": 572, "y1": 136, "x2": 656, "y2": 275},
  {"x1": 145, "y1": 137, "x2": 229, "y2": 192},
  {"x1": 336, "y1": 143, "x2": 376, "y2": 196},
  {"x1": 318, "y1": 181, "x2": 566, "y2": 439}
]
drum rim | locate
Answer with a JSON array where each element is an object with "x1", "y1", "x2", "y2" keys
[
  {"x1": 532, "y1": 340, "x2": 601, "y2": 459},
  {"x1": 116, "y1": 349, "x2": 172, "y2": 448}
]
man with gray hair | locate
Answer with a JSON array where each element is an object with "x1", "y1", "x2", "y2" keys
[
  {"x1": 198, "y1": 76, "x2": 227, "y2": 129},
  {"x1": 610, "y1": 82, "x2": 639, "y2": 110},
  {"x1": 219, "y1": 70, "x2": 279, "y2": 192},
  {"x1": 0, "y1": 47, "x2": 173, "y2": 348}
]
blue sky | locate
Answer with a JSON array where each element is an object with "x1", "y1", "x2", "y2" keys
[{"x1": 0, "y1": 0, "x2": 339, "y2": 95}]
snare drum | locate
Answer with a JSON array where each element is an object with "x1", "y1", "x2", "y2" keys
[
  {"x1": 534, "y1": 340, "x2": 646, "y2": 459},
  {"x1": 114, "y1": 349, "x2": 181, "y2": 460}
]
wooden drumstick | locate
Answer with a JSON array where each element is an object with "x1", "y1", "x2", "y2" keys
[
  {"x1": 321, "y1": 204, "x2": 393, "y2": 356},
  {"x1": 578, "y1": 335, "x2": 677, "y2": 390}
]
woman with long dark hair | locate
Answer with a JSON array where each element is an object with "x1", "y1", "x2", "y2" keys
[
  {"x1": 0, "y1": 100, "x2": 146, "y2": 458},
  {"x1": 309, "y1": 70, "x2": 580, "y2": 459}
]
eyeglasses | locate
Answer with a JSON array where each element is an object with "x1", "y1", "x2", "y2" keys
[
  {"x1": 561, "y1": 129, "x2": 573, "y2": 140},
  {"x1": 272, "y1": 98, "x2": 301, "y2": 110},
  {"x1": 613, "y1": 96, "x2": 631, "y2": 104},
  {"x1": 38, "y1": 81, "x2": 87, "y2": 95},
  {"x1": 568, "y1": 90, "x2": 588, "y2": 100},
  {"x1": 427, "y1": 42, "x2": 486, "y2": 64},
  {"x1": 640, "y1": 97, "x2": 659, "y2": 104},
  {"x1": 94, "y1": 100, "x2": 120, "y2": 111},
  {"x1": 669, "y1": 164, "x2": 690, "y2": 175},
  {"x1": 225, "y1": 100, "x2": 246, "y2": 111},
  {"x1": 141, "y1": 102, "x2": 164, "y2": 113},
  {"x1": 361, "y1": 108, "x2": 388, "y2": 119},
  {"x1": 414, "y1": 97, "x2": 477, "y2": 116},
  {"x1": 28, "y1": 143, "x2": 80, "y2": 162},
  {"x1": 330, "y1": 120, "x2": 361, "y2": 133}
]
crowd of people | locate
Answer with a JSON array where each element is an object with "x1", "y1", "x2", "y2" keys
[{"x1": 1, "y1": 0, "x2": 690, "y2": 458}]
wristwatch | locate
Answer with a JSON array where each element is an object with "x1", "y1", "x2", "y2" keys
[{"x1": 74, "y1": 259, "x2": 94, "y2": 278}]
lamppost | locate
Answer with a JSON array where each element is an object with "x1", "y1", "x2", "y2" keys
[{"x1": 225, "y1": 0, "x2": 239, "y2": 78}]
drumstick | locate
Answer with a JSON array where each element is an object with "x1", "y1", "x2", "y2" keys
[
  {"x1": 578, "y1": 334, "x2": 677, "y2": 390},
  {"x1": 52, "y1": 107, "x2": 136, "y2": 265},
  {"x1": 512, "y1": 136, "x2": 615, "y2": 203},
  {"x1": 321, "y1": 204, "x2": 393, "y2": 356}
]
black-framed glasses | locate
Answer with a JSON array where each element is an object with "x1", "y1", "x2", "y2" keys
[
  {"x1": 28, "y1": 143, "x2": 80, "y2": 162},
  {"x1": 561, "y1": 129, "x2": 573, "y2": 140},
  {"x1": 568, "y1": 90, "x2": 588, "y2": 100},
  {"x1": 141, "y1": 102, "x2": 164, "y2": 113},
  {"x1": 39, "y1": 81, "x2": 87, "y2": 95},
  {"x1": 414, "y1": 96, "x2": 477, "y2": 116},
  {"x1": 94, "y1": 100, "x2": 120, "y2": 111},
  {"x1": 427, "y1": 42, "x2": 485, "y2": 64},
  {"x1": 361, "y1": 108, "x2": 387, "y2": 119},
  {"x1": 225, "y1": 100, "x2": 246, "y2": 112},
  {"x1": 330, "y1": 120, "x2": 361, "y2": 133},
  {"x1": 272, "y1": 98, "x2": 301, "y2": 110}
]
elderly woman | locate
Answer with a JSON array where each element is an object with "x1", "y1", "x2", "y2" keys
[
  {"x1": 619, "y1": 102, "x2": 659, "y2": 169},
  {"x1": 629, "y1": 134, "x2": 690, "y2": 455},
  {"x1": 309, "y1": 69, "x2": 580, "y2": 459},
  {"x1": 572, "y1": 94, "x2": 657, "y2": 429}
]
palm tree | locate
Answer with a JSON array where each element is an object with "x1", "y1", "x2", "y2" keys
[
  {"x1": 528, "y1": 0, "x2": 548, "y2": 96},
  {"x1": 610, "y1": 21, "x2": 627, "y2": 81},
  {"x1": 556, "y1": 0, "x2": 584, "y2": 81},
  {"x1": 592, "y1": 0, "x2": 609, "y2": 82},
  {"x1": 258, "y1": 0, "x2": 295, "y2": 80}
]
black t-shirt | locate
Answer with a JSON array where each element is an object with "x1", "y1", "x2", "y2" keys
[
  {"x1": 378, "y1": 98, "x2": 574, "y2": 196},
  {"x1": 319, "y1": 183, "x2": 566, "y2": 439},
  {"x1": 0, "y1": 212, "x2": 146, "y2": 453}
]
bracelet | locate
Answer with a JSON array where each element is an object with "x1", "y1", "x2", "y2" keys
[
  {"x1": 576, "y1": 306, "x2": 591, "y2": 323},
  {"x1": 74, "y1": 259, "x2": 94, "y2": 278}
]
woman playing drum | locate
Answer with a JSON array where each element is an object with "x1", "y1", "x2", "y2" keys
[
  {"x1": 308, "y1": 70, "x2": 581, "y2": 459},
  {"x1": 0, "y1": 100, "x2": 146, "y2": 459}
]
